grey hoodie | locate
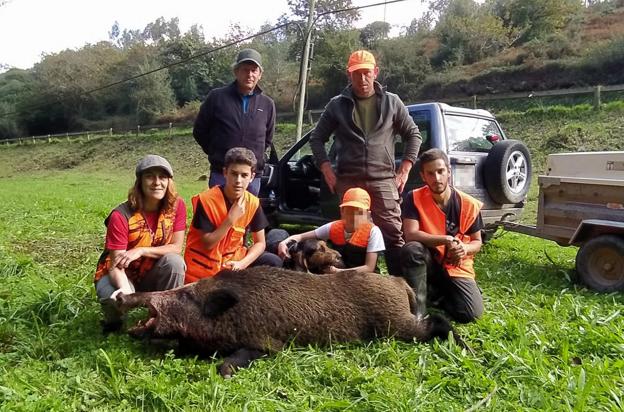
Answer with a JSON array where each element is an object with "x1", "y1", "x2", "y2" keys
[{"x1": 310, "y1": 82, "x2": 421, "y2": 180}]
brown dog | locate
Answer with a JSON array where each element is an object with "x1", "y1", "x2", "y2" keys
[{"x1": 283, "y1": 238, "x2": 345, "y2": 274}]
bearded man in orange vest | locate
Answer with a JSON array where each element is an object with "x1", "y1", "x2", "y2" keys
[
  {"x1": 184, "y1": 147, "x2": 282, "y2": 283},
  {"x1": 400, "y1": 148, "x2": 484, "y2": 323}
]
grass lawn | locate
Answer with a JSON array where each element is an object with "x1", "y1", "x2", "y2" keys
[{"x1": 0, "y1": 129, "x2": 623, "y2": 410}]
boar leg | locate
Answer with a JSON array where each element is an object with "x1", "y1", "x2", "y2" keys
[{"x1": 218, "y1": 348, "x2": 266, "y2": 378}]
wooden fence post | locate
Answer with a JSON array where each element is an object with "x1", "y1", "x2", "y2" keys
[
  {"x1": 593, "y1": 85, "x2": 602, "y2": 110},
  {"x1": 169, "y1": 122, "x2": 172, "y2": 137},
  {"x1": 137, "y1": 125, "x2": 141, "y2": 136},
  {"x1": 32, "y1": 136, "x2": 36, "y2": 144},
  {"x1": 472, "y1": 95, "x2": 477, "y2": 109},
  {"x1": 87, "y1": 133, "x2": 90, "y2": 141},
  {"x1": 66, "y1": 132, "x2": 70, "y2": 142},
  {"x1": 19, "y1": 138, "x2": 23, "y2": 145},
  {"x1": 109, "y1": 128, "x2": 113, "y2": 136},
  {"x1": 307, "y1": 110, "x2": 313, "y2": 125},
  {"x1": 48, "y1": 135, "x2": 51, "y2": 143}
]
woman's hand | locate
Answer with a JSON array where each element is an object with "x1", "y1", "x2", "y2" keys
[{"x1": 112, "y1": 248, "x2": 144, "y2": 269}]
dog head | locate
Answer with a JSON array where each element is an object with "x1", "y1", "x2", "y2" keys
[{"x1": 284, "y1": 238, "x2": 345, "y2": 274}]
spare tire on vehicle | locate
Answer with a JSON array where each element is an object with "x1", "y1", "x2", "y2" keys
[{"x1": 483, "y1": 139, "x2": 532, "y2": 204}]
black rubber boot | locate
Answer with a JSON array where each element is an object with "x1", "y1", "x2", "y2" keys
[{"x1": 402, "y1": 264, "x2": 428, "y2": 320}]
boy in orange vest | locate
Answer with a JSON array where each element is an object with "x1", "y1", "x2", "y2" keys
[
  {"x1": 184, "y1": 147, "x2": 282, "y2": 283},
  {"x1": 276, "y1": 187, "x2": 385, "y2": 273},
  {"x1": 401, "y1": 148, "x2": 484, "y2": 323}
]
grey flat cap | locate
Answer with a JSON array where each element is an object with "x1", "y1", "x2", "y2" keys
[
  {"x1": 135, "y1": 154, "x2": 173, "y2": 178},
  {"x1": 233, "y1": 48, "x2": 263, "y2": 71}
]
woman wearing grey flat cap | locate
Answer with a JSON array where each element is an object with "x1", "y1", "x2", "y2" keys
[{"x1": 93, "y1": 154, "x2": 187, "y2": 333}]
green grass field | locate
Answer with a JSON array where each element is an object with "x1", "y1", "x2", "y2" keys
[{"x1": 1, "y1": 114, "x2": 623, "y2": 410}]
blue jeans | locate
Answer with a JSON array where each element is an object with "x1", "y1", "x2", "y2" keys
[{"x1": 209, "y1": 172, "x2": 261, "y2": 196}]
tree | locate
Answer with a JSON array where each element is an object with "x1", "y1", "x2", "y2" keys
[
  {"x1": 24, "y1": 42, "x2": 124, "y2": 132},
  {"x1": 375, "y1": 36, "x2": 433, "y2": 102},
  {"x1": 118, "y1": 44, "x2": 176, "y2": 124},
  {"x1": 0, "y1": 68, "x2": 32, "y2": 138},
  {"x1": 160, "y1": 25, "x2": 209, "y2": 104},
  {"x1": 430, "y1": 0, "x2": 520, "y2": 66},
  {"x1": 405, "y1": 11, "x2": 435, "y2": 36},
  {"x1": 360, "y1": 21, "x2": 391, "y2": 49},
  {"x1": 307, "y1": 29, "x2": 362, "y2": 107},
  {"x1": 487, "y1": 0, "x2": 584, "y2": 44},
  {"x1": 142, "y1": 17, "x2": 181, "y2": 44}
]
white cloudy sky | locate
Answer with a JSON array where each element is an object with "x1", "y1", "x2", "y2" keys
[{"x1": 0, "y1": 0, "x2": 426, "y2": 71}]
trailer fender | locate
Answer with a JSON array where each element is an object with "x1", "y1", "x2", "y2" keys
[{"x1": 570, "y1": 219, "x2": 624, "y2": 246}]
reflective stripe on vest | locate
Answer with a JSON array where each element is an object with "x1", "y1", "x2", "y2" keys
[
  {"x1": 184, "y1": 187, "x2": 259, "y2": 283},
  {"x1": 411, "y1": 186, "x2": 483, "y2": 278},
  {"x1": 94, "y1": 201, "x2": 176, "y2": 283}
]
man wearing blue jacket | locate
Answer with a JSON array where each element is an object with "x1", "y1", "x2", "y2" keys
[{"x1": 193, "y1": 48, "x2": 276, "y2": 195}]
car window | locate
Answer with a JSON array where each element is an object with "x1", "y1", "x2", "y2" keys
[
  {"x1": 445, "y1": 114, "x2": 499, "y2": 152},
  {"x1": 410, "y1": 110, "x2": 432, "y2": 154},
  {"x1": 396, "y1": 110, "x2": 432, "y2": 157}
]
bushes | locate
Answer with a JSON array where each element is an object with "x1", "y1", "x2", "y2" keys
[{"x1": 582, "y1": 35, "x2": 624, "y2": 76}]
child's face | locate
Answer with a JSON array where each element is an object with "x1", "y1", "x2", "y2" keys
[
  {"x1": 340, "y1": 206, "x2": 368, "y2": 232},
  {"x1": 223, "y1": 163, "x2": 254, "y2": 200}
]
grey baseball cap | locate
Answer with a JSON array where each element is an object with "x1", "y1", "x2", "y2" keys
[
  {"x1": 135, "y1": 154, "x2": 173, "y2": 178},
  {"x1": 233, "y1": 48, "x2": 263, "y2": 71}
]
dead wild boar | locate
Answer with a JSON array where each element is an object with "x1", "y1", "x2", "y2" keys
[{"x1": 117, "y1": 266, "x2": 459, "y2": 377}]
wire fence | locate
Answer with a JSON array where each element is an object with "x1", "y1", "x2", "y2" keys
[
  {"x1": 3, "y1": 84, "x2": 624, "y2": 147},
  {"x1": 1, "y1": 122, "x2": 193, "y2": 146}
]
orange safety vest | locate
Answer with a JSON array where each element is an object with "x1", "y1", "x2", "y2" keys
[
  {"x1": 184, "y1": 186, "x2": 259, "y2": 283},
  {"x1": 411, "y1": 186, "x2": 483, "y2": 278},
  {"x1": 94, "y1": 202, "x2": 176, "y2": 283},
  {"x1": 328, "y1": 220, "x2": 374, "y2": 268}
]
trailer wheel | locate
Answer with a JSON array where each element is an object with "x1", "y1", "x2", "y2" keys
[
  {"x1": 575, "y1": 235, "x2": 624, "y2": 292},
  {"x1": 483, "y1": 140, "x2": 532, "y2": 204}
]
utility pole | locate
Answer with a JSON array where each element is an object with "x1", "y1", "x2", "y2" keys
[{"x1": 295, "y1": 0, "x2": 316, "y2": 142}]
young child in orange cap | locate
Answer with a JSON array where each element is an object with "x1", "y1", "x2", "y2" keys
[{"x1": 277, "y1": 187, "x2": 385, "y2": 273}]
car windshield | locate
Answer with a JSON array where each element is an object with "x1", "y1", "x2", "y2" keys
[{"x1": 445, "y1": 114, "x2": 500, "y2": 152}]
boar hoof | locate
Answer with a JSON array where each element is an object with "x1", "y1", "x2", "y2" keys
[{"x1": 218, "y1": 362, "x2": 235, "y2": 378}]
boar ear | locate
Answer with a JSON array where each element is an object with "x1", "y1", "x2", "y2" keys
[{"x1": 202, "y1": 288, "x2": 239, "y2": 318}]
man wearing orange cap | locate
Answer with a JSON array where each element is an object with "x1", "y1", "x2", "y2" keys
[
  {"x1": 277, "y1": 188, "x2": 385, "y2": 273},
  {"x1": 309, "y1": 50, "x2": 421, "y2": 276}
]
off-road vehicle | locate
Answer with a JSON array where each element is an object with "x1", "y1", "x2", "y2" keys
[{"x1": 259, "y1": 102, "x2": 532, "y2": 232}]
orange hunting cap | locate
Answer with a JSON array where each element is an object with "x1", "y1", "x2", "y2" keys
[
  {"x1": 340, "y1": 187, "x2": 371, "y2": 210},
  {"x1": 346, "y1": 50, "x2": 376, "y2": 73}
]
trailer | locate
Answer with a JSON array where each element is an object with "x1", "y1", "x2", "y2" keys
[{"x1": 497, "y1": 151, "x2": 624, "y2": 292}]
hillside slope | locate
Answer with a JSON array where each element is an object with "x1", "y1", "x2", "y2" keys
[{"x1": 1, "y1": 104, "x2": 624, "y2": 180}]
